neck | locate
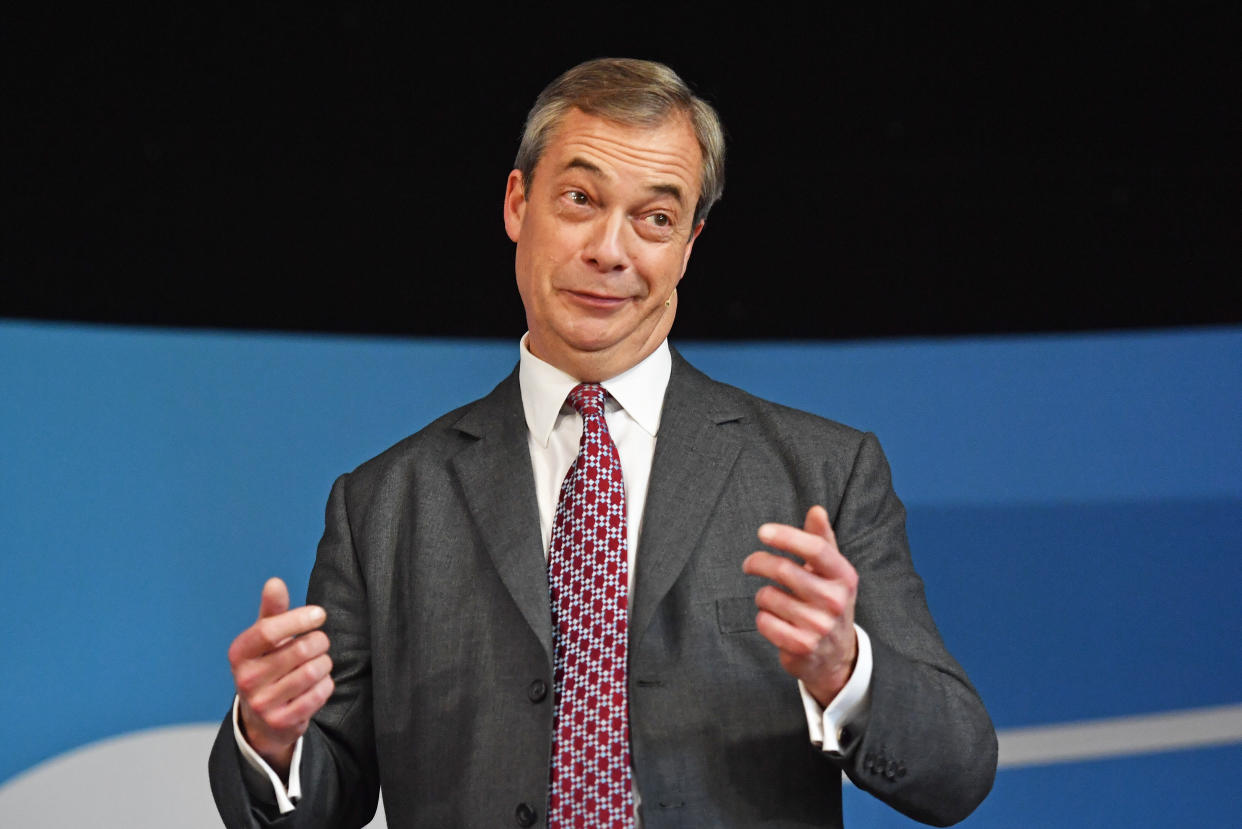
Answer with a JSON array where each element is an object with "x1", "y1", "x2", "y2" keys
[{"x1": 530, "y1": 296, "x2": 677, "y2": 382}]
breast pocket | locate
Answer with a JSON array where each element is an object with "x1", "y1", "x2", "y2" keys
[{"x1": 715, "y1": 596, "x2": 759, "y2": 634}]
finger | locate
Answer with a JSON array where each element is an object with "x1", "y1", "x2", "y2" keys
[
  {"x1": 258, "y1": 577, "x2": 290, "y2": 620},
  {"x1": 229, "y1": 605, "x2": 327, "y2": 664},
  {"x1": 802, "y1": 505, "x2": 834, "y2": 545},
  {"x1": 799, "y1": 506, "x2": 844, "y2": 577},
  {"x1": 233, "y1": 630, "x2": 331, "y2": 697},
  {"x1": 753, "y1": 609, "x2": 821, "y2": 658},
  {"x1": 244, "y1": 673, "x2": 335, "y2": 741},
  {"x1": 743, "y1": 551, "x2": 853, "y2": 611},
  {"x1": 753, "y1": 584, "x2": 839, "y2": 635},
  {"x1": 248, "y1": 653, "x2": 334, "y2": 715},
  {"x1": 757, "y1": 518, "x2": 853, "y2": 584}
]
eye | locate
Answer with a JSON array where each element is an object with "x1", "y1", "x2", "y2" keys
[
  {"x1": 567, "y1": 190, "x2": 589, "y2": 206},
  {"x1": 646, "y1": 212, "x2": 671, "y2": 227}
]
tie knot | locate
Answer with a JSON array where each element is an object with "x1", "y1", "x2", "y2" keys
[{"x1": 567, "y1": 383, "x2": 607, "y2": 418}]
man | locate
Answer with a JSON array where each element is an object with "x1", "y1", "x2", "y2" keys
[{"x1": 210, "y1": 58, "x2": 996, "y2": 827}]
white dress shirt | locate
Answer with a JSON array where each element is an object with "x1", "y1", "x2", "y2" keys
[{"x1": 235, "y1": 335, "x2": 872, "y2": 814}]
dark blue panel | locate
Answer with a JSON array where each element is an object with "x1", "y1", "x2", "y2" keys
[{"x1": 906, "y1": 499, "x2": 1242, "y2": 727}]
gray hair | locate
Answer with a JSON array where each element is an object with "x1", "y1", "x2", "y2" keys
[{"x1": 514, "y1": 58, "x2": 726, "y2": 226}]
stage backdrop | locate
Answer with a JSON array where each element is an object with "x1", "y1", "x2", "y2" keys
[{"x1": 2, "y1": 320, "x2": 1239, "y2": 827}]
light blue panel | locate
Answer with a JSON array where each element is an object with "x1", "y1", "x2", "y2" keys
[
  {"x1": 0, "y1": 322, "x2": 516, "y2": 781},
  {"x1": 679, "y1": 329, "x2": 1242, "y2": 505}
]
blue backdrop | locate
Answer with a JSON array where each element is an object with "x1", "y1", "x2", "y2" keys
[{"x1": 2, "y1": 320, "x2": 1239, "y2": 826}]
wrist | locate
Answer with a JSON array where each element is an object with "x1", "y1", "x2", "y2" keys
[
  {"x1": 239, "y1": 704, "x2": 295, "y2": 780},
  {"x1": 806, "y1": 639, "x2": 859, "y2": 706}
]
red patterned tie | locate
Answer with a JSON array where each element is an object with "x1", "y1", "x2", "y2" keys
[{"x1": 547, "y1": 383, "x2": 634, "y2": 827}]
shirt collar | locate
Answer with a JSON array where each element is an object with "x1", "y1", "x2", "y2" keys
[{"x1": 518, "y1": 334, "x2": 672, "y2": 447}]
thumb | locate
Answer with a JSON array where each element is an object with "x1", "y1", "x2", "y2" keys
[
  {"x1": 257, "y1": 577, "x2": 290, "y2": 620},
  {"x1": 803, "y1": 505, "x2": 833, "y2": 541}
]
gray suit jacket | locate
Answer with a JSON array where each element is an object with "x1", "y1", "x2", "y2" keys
[{"x1": 210, "y1": 349, "x2": 996, "y2": 827}]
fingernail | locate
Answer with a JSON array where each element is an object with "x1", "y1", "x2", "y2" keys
[
  {"x1": 757, "y1": 524, "x2": 774, "y2": 542},
  {"x1": 308, "y1": 606, "x2": 326, "y2": 624}
]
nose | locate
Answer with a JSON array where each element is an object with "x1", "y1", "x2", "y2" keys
[{"x1": 582, "y1": 211, "x2": 629, "y2": 273}]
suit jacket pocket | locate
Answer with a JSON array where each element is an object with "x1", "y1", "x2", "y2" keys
[{"x1": 716, "y1": 596, "x2": 759, "y2": 633}]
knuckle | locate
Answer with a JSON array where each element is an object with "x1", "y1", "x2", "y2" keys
[
  {"x1": 841, "y1": 565, "x2": 859, "y2": 592},
  {"x1": 276, "y1": 708, "x2": 306, "y2": 732},
  {"x1": 754, "y1": 609, "x2": 771, "y2": 631},
  {"x1": 281, "y1": 702, "x2": 313, "y2": 731},
  {"x1": 293, "y1": 636, "x2": 315, "y2": 661},
  {"x1": 808, "y1": 615, "x2": 832, "y2": 638},
  {"x1": 267, "y1": 708, "x2": 296, "y2": 732},
  {"x1": 292, "y1": 700, "x2": 318, "y2": 726},
  {"x1": 302, "y1": 656, "x2": 325, "y2": 683},
  {"x1": 248, "y1": 690, "x2": 273, "y2": 714},
  {"x1": 254, "y1": 620, "x2": 278, "y2": 650},
  {"x1": 317, "y1": 676, "x2": 336, "y2": 705},
  {"x1": 234, "y1": 666, "x2": 260, "y2": 695},
  {"x1": 298, "y1": 631, "x2": 328, "y2": 661},
  {"x1": 775, "y1": 559, "x2": 800, "y2": 582},
  {"x1": 249, "y1": 694, "x2": 275, "y2": 719}
]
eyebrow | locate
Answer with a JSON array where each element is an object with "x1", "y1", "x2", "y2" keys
[{"x1": 563, "y1": 157, "x2": 686, "y2": 206}]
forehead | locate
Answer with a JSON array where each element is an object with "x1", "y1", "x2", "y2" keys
[{"x1": 538, "y1": 108, "x2": 702, "y2": 198}]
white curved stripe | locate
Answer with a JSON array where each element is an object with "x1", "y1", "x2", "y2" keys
[
  {"x1": 997, "y1": 703, "x2": 1242, "y2": 768},
  {"x1": 0, "y1": 724, "x2": 386, "y2": 828}
]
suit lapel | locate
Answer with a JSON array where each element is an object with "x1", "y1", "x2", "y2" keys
[
  {"x1": 444, "y1": 353, "x2": 746, "y2": 659},
  {"x1": 449, "y1": 369, "x2": 553, "y2": 660},
  {"x1": 631, "y1": 350, "x2": 744, "y2": 647}
]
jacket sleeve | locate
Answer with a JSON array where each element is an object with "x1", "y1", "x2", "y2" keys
[
  {"x1": 833, "y1": 432, "x2": 997, "y2": 826},
  {"x1": 209, "y1": 473, "x2": 381, "y2": 828}
]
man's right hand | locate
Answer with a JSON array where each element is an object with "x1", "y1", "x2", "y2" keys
[{"x1": 228, "y1": 577, "x2": 334, "y2": 778}]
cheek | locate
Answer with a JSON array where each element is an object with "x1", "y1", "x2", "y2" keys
[
  {"x1": 527, "y1": 227, "x2": 571, "y2": 269},
  {"x1": 640, "y1": 250, "x2": 688, "y2": 292},
  {"x1": 513, "y1": 248, "x2": 544, "y2": 306}
]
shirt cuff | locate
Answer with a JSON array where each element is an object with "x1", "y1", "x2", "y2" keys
[
  {"x1": 232, "y1": 695, "x2": 304, "y2": 814},
  {"x1": 798, "y1": 624, "x2": 872, "y2": 757}
]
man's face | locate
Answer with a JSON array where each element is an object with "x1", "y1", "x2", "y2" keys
[{"x1": 504, "y1": 108, "x2": 704, "y2": 381}]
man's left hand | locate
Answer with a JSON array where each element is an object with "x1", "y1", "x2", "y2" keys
[{"x1": 742, "y1": 505, "x2": 859, "y2": 706}]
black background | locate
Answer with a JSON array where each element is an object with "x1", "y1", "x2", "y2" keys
[{"x1": 4, "y1": 4, "x2": 1239, "y2": 340}]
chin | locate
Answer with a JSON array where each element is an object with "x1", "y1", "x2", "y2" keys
[
  {"x1": 557, "y1": 316, "x2": 627, "y2": 345},
  {"x1": 562, "y1": 333, "x2": 623, "y2": 355}
]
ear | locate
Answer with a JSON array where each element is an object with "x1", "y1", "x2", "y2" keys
[
  {"x1": 503, "y1": 169, "x2": 527, "y2": 243},
  {"x1": 679, "y1": 219, "x2": 705, "y2": 276}
]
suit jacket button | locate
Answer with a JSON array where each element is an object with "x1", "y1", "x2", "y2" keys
[
  {"x1": 527, "y1": 679, "x2": 548, "y2": 703},
  {"x1": 515, "y1": 802, "x2": 537, "y2": 827}
]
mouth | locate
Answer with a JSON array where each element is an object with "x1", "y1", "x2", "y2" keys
[{"x1": 562, "y1": 289, "x2": 633, "y2": 309}]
